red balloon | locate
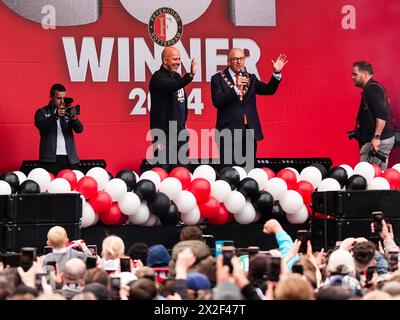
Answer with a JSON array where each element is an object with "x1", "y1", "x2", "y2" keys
[
  {"x1": 188, "y1": 178, "x2": 211, "y2": 203},
  {"x1": 101, "y1": 203, "x2": 122, "y2": 225},
  {"x1": 306, "y1": 203, "x2": 313, "y2": 216},
  {"x1": 277, "y1": 169, "x2": 297, "y2": 190},
  {"x1": 169, "y1": 167, "x2": 192, "y2": 190},
  {"x1": 372, "y1": 164, "x2": 383, "y2": 177},
  {"x1": 49, "y1": 172, "x2": 55, "y2": 181},
  {"x1": 208, "y1": 203, "x2": 231, "y2": 225},
  {"x1": 198, "y1": 196, "x2": 220, "y2": 220},
  {"x1": 296, "y1": 180, "x2": 315, "y2": 205},
  {"x1": 119, "y1": 213, "x2": 128, "y2": 225},
  {"x1": 383, "y1": 169, "x2": 400, "y2": 190},
  {"x1": 89, "y1": 191, "x2": 112, "y2": 216},
  {"x1": 76, "y1": 176, "x2": 98, "y2": 200},
  {"x1": 151, "y1": 167, "x2": 169, "y2": 181},
  {"x1": 262, "y1": 167, "x2": 275, "y2": 179},
  {"x1": 57, "y1": 169, "x2": 77, "y2": 190}
]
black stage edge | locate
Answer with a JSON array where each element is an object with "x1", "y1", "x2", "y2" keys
[{"x1": 81, "y1": 222, "x2": 309, "y2": 252}]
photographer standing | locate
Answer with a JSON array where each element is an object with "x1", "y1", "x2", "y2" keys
[
  {"x1": 34, "y1": 83, "x2": 83, "y2": 175},
  {"x1": 351, "y1": 61, "x2": 395, "y2": 169}
]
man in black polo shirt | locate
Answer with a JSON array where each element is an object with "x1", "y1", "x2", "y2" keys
[
  {"x1": 352, "y1": 61, "x2": 395, "y2": 169},
  {"x1": 149, "y1": 47, "x2": 196, "y2": 167}
]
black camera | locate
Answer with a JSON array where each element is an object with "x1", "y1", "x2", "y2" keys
[
  {"x1": 347, "y1": 129, "x2": 359, "y2": 140},
  {"x1": 64, "y1": 97, "x2": 80, "y2": 116},
  {"x1": 368, "y1": 149, "x2": 387, "y2": 162}
]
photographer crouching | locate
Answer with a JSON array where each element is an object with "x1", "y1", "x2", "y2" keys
[
  {"x1": 349, "y1": 61, "x2": 395, "y2": 170},
  {"x1": 34, "y1": 83, "x2": 83, "y2": 175}
]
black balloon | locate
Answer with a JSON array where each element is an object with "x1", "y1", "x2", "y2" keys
[
  {"x1": 218, "y1": 167, "x2": 240, "y2": 190},
  {"x1": 311, "y1": 163, "x2": 328, "y2": 179},
  {"x1": 134, "y1": 179, "x2": 156, "y2": 202},
  {"x1": 116, "y1": 169, "x2": 136, "y2": 192},
  {"x1": 148, "y1": 192, "x2": 171, "y2": 218},
  {"x1": 0, "y1": 172, "x2": 19, "y2": 194},
  {"x1": 346, "y1": 174, "x2": 367, "y2": 191},
  {"x1": 159, "y1": 201, "x2": 181, "y2": 225},
  {"x1": 18, "y1": 179, "x2": 40, "y2": 194},
  {"x1": 252, "y1": 191, "x2": 274, "y2": 217},
  {"x1": 237, "y1": 177, "x2": 260, "y2": 201},
  {"x1": 328, "y1": 166, "x2": 348, "y2": 188}
]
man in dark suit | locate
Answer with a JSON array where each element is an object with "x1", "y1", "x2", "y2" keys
[
  {"x1": 211, "y1": 49, "x2": 288, "y2": 168},
  {"x1": 149, "y1": 47, "x2": 196, "y2": 167},
  {"x1": 34, "y1": 83, "x2": 84, "y2": 175}
]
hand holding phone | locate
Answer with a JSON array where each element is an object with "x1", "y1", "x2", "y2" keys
[
  {"x1": 267, "y1": 256, "x2": 281, "y2": 282},
  {"x1": 86, "y1": 256, "x2": 97, "y2": 270},
  {"x1": 388, "y1": 251, "x2": 399, "y2": 272},
  {"x1": 371, "y1": 211, "x2": 383, "y2": 234},
  {"x1": 120, "y1": 257, "x2": 131, "y2": 273},
  {"x1": 297, "y1": 230, "x2": 311, "y2": 254},
  {"x1": 222, "y1": 246, "x2": 236, "y2": 273},
  {"x1": 20, "y1": 247, "x2": 37, "y2": 271},
  {"x1": 110, "y1": 276, "x2": 121, "y2": 300}
]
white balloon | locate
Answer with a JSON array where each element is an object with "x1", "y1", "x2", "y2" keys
[
  {"x1": 81, "y1": 202, "x2": 96, "y2": 228},
  {"x1": 47, "y1": 178, "x2": 71, "y2": 193},
  {"x1": 73, "y1": 170, "x2": 85, "y2": 182},
  {"x1": 392, "y1": 163, "x2": 400, "y2": 173},
  {"x1": 118, "y1": 192, "x2": 141, "y2": 216},
  {"x1": 232, "y1": 166, "x2": 247, "y2": 181},
  {"x1": 139, "y1": 171, "x2": 161, "y2": 190},
  {"x1": 128, "y1": 202, "x2": 150, "y2": 225},
  {"x1": 211, "y1": 180, "x2": 232, "y2": 203},
  {"x1": 317, "y1": 178, "x2": 341, "y2": 192},
  {"x1": 339, "y1": 164, "x2": 354, "y2": 179},
  {"x1": 280, "y1": 190, "x2": 304, "y2": 214},
  {"x1": 93, "y1": 212, "x2": 100, "y2": 225},
  {"x1": 285, "y1": 167, "x2": 300, "y2": 182},
  {"x1": 13, "y1": 171, "x2": 27, "y2": 185},
  {"x1": 141, "y1": 214, "x2": 157, "y2": 227},
  {"x1": 28, "y1": 168, "x2": 51, "y2": 192},
  {"x1": 234, "y1": 201, "x2": 256, "y2": 224},
  {"x1": 368, "y1": 177, "x2": 390, "y2": 190},
  {"x1": 86, "y1": 167, "x2": 109, "y2": 191},
  {"x1": 193, "y1": 165, "x2": 216, "y2": 184},
  {"x1": 264, "y1": 178, "x2": 288, "y2": 202},
  {"x1": 174, "y1": 190, "x2": 197, "y2": 214},
  {"x1": 287, "y1": 205, "x2": 309, "y2": 224},
  {"x1": 0, "y1": 181, "x2": 12, "y2": 195},
  {"x1": 105, "y1": 178, "x2": 128, "y2": 202},
  {"x1": 247, "y1": 168, "x2": 269, "y2": 190},
  {"x1": 159, "y1": 177, "x2": 182, "y2": 201},
  {"x1": 354, "y1": 162, "x2": 375, "y2": 184},
  {"x1": 224, "y1": 191, "x2": 246, "y2": 214},
  {"x1": 181, "y1": 205, "x2": 201, "y2": 225},
  {"x1": 253, "y1": 211, "x2": 262, "y2": 223},
  {"x1": 299, "y1": 166, "x2": 322, "y2": 189}
]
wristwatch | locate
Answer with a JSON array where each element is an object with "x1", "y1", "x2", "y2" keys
[{"x1": 373, "y1": 134, "x2": 381, "y2": 139}]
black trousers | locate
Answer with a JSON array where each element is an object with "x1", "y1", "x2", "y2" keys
[{"x1": 40, "y1": 155, "x2": 77, "y2": 176}]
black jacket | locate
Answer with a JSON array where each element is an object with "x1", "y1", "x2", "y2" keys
[
  {"x1": 356, "y1": 79, "x2": 394, "y2": 147},
  {"x1": 149, "y1": 65, "x2": 193, "y2": 138},
  {"x1": 211, "y1": 67, "x2": 281, "y2": 141},
  {"x1": 34, "y1": 103, "x2": 84, "y2": 164}
]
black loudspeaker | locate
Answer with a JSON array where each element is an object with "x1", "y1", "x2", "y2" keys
[
  {"x1": 0, "y1": 194, "x2": 82, "y2": 224},
  {"x1": 311, "y1": 218, "x2": 400, "y2": 250},
  {"x1": 140, "y1": 157, "x2": 332, "y2": 174},
  {"x1": 2, "y1": 223, "x2": 81, "y2": 253},
  {"x1": 312, "y1": 190, "x2": 400, "y2": 219},
  {"x1": 20, "y1": 159, "x2": 107, "y2": 175}
]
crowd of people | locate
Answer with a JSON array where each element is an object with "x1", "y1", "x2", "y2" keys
[{"x1": 1, "y1": 217, "x2": 400, "y2": 301}]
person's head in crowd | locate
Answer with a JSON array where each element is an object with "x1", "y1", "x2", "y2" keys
[
  {"x1": 128, "y1": 278, "x2": 157, "y2": 300},
  {"x1": 213, "y1": 282, "x2": 243, "y2": 300},
  {"x1": 71, "y1": 292, "x2": 97, "y2": 300},
  {"x1": 247, "y1": 253, "x2": 268, "y2": 291},
  {"x1": 352, "y1": 241, "x2": 376, "y2": 272},
  {"x1": 180, "y1": 226, "x2": 203, "y2": 241},
  {"x1": 186, "y1": 272, "x2": 212, "y2": 300},
  {"x1": 362, "y1": 290, "x2": 392, "y2": 300},
  {"x1": 62, "y1": 258, "x2": 87, "y2": 297},
  {"x1": 82, "y1": 282, "x2": 109, "y2": 300},
  {"x1": 147, "y1": 244, "x2": 171, "y2": 268},
  {"x1": 315, "y1": 286, "x2": 352, "y2": 300},
  {"x1": 85, "y1": 267, "x2": 109, "y2": 287},
  {"x1": 381, "y1": 281, "x2": 400, "y2": 296},
  {"x1": 135, "y1": 266, "x2": 156, "y2": 281},
  {"x1": 47, "y1": 226, "x2": 69, "y2": 249},
  {"x1": 0, "y1": 274, "x2": 16, "y2": 299},
  {"x1": 49, "y1": 83, "x2": 67, "y2": 108},
  {"x1": 294, "y1": 257, "x2": 318, "y2": 289},
  {"x1": 327, "y1": 249, "x2": 356, "y2": 276},
  {"x1": 101, "y1": 235, "x2": 125, "y2": 260},
  {"x1": 6, "y1": 285, "x2": 38, "y2": 300},
  {"x1": 127, "y1": 242, "x2": 149, "y2": 264},
  {"x1": 274, "y1": 274, "x2": 315, "y2": 300},
  {"x1": 36, "y1": 292, "x2": 66, "y2": 300}
]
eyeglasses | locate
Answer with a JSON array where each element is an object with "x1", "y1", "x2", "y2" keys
[{"x1": 229, "y1": 57, "x2": 246, "y2": 62}]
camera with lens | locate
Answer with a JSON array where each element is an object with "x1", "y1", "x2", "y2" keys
[
  {"x1": 347, "y1": 129, "x2": 359, "y2": 140},
  {"x1": 368, "y1": 149, "x2": 387, "y2": 162},
  {"x1": 64, "y1": 97, "x2": 80, "y2": 117}
]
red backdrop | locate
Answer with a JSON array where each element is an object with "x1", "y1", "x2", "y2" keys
[{"x1": 0, "y1": 0, "x2": 399, "y2": 174}]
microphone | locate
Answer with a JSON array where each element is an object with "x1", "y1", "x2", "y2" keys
[{"x1": 239, "y1": 68, "x2": 250, "y2": 89}]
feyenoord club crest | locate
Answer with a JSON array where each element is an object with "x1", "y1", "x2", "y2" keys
[{"x1": 148, "y1": 7, "x2": 183, "y2": 46}]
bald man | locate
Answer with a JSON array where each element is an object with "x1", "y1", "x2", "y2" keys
[
  {"x1": 149, "y1": 47, "x2": 196, "y2": 168},
  {"x1": 211, "y1": 49, "x2": 288, "y2": 168}
]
